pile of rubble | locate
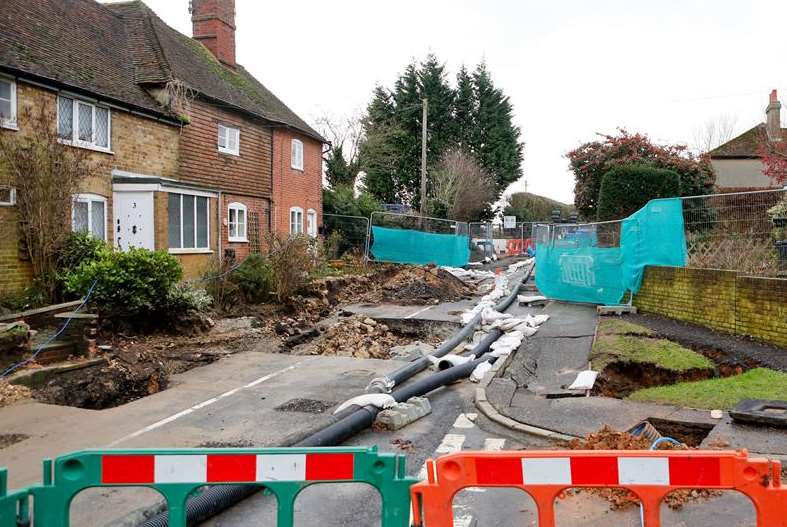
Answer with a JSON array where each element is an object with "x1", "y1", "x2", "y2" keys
[
  {"x1": 307, "y1": 316, "x2": 410, "y2": 359},
  {"x1": 566, "y1": 426, "x2": 719, "y2": 510},
  {"x1": 0, "y1": 380, "x2": 31, "y2": 408}
]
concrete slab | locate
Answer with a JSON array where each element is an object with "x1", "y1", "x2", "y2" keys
[
  {"x1": 342, "y1": 299, "x2": 472, "y2": 323},
  {"x1": 730, "y1": 399, "x2": 787, "y2": 428},
  {"x1": 507, "y1": 336, "x2": 593, "y2": 395},
  {"x1": 703, "y1": 418, "x2": 787, "y2": 455}
]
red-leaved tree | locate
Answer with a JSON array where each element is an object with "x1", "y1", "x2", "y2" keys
[
  {"x1": 567, "y1": 129, "x2": 715, "y2": 220},
  {"x1": 758, "y1": 140, "x2": 787, "y2": 186}
]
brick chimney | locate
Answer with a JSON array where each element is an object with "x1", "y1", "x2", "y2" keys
[
  {"x1": 766, "y1": 89, "x2": 782, "y2": 141},
  {"x1": 190, "y1": 0, "x2": 236, "y2": 67}
]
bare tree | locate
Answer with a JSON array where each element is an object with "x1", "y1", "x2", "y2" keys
[
  {"x1": 0, "y1": 107, "x2": 106, "y2": 299},
  {"x1": 692, "y1": 114, "x2": 738, "y2": 154},
  {"x1": 314, "y1": 111, "x2": 364, "y2": 188},
  {"x1": 430, "y1": 148, "x2": 496, "y2": 222}
]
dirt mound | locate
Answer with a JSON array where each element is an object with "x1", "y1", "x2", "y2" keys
[
  {"x1": 306, "y1": 316, "x2": 410, "y2": 359},
  {"x1": 331, "y1": 265, "x2": 476, "y2": 306},
  {"x1": 566, "y1": 426, "x2": 720, "y2": 510}
]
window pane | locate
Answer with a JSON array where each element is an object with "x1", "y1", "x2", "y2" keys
[
  {"x1": 58, "y1": 97, "x2": 73, "y2": 139},
  {"x1": 78, "y1": 103, "x2": 92, "y2": 142},
  {"x1": 95, "y1": 107, "x2": 109, "y2": 148},
  {"x1": 0, "y1": 100, "x2": 9, "y2": 121},
  {"x1": 183, "y1": 195, "x2": 195, "y2": 248},
  {"x1": 73, "y1": 201, "x2": 89, "y2": 233},
  {"x1": 229, "y1": 129, "x2": 238, "y2": 151},
  {"x1": 238, "y1": 209, "x2": 246, "y2": 238},
  {"x1": 168, "y1": 193, "x2": 181, "y2": 249},
  {"x1": 0, "y1": 81, "x2": 9, "y2": 100},
  {"x1": 91, "y1": 200, "x2": 105, "y2": 239},
  {"x1": 218, "y1": 125, "x2": 227, "y2": 148},
  {"x1": 196, "y1": 197, "x2": 208, "y2": 248}
]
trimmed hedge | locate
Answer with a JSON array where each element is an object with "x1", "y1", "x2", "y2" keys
[{"x1": 597, "y1": 165, "x2": 681, "y2": 221}]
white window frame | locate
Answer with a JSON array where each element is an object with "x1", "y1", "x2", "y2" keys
[
  {"x1": 0, "y1": 186, "x2": 16, "y2": 206},
  {"x1": 168, "y1": 192, "x2": 211, "y2": 253},
  {"x1": 227, "y1": 202, "x2": 248, "y2": 242},
  {"x1": 57, "y1": 95, "x2": 112, "y2": 152},
  {"x1": 218, "y1": 124, "x2": 240, "y2": 156},
  {"x1": 291, "y1": 138, "x2": 304, "y2": 171},
  {"x1": 0, "y1": 75, "x2": 17, "y2": 130},
  {"x1": 306, "y1": 209, "x2": 318, "y2": 237},
  {"x1": 71, "y1": 193, "x2": 108, "y2": 240},
  {"x1": 289, "y1": 206, "x2": 304, "y2": 235}
]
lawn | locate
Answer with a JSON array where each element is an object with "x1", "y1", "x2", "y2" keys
[
  {"x1": 628, "y1": 368, "x2": 787, "y2": 410},
  {"x1": 591, "y1": 334, "x2": 714, "y2": 372},
  {"x1": 597, "y1": 318, "x2": 654, "y2": 337}
]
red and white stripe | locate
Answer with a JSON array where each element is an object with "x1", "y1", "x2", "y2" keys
[
  {"x1": 471, "y1": 455, "x2": 722, "y2": 487},
  {"x1": 101, "y1": 453, "x2": 355, "y2": 484}
]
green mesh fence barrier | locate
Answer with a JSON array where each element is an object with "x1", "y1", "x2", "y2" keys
[
  {"x1": 535, "y1": 198, "x2": 687, "y2": 305},
  {"x1": 371, "y1": 226, "x2": 471, "y2": 268}
]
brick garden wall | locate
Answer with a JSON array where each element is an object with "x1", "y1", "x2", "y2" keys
[{"x1": 634, "y1": 266, "x2": 787, "y2": 348}]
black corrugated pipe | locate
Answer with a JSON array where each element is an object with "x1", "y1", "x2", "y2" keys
[
  {"x1": 367, "y1": 264, "x2": 532, "y2": 392},
  {"x1": 138, "y1": 264, "x2": 532, "y2": 527}
]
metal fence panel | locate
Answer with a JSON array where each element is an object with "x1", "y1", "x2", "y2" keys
[{"x1": 322, "y1": 214, "x2": 371, "y2": 261}]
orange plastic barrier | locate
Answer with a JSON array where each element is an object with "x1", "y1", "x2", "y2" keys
[
  {"x1": 410, "y1": 450, "x2": 787, "y2": 527},
  {"x1": 505, "y1": 239, "x2": 523, "y2": 255}
]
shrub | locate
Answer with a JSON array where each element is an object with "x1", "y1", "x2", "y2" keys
[
  {"x1": 163, "y1": 282, "x2": 213, "y2": 315},
  {"x1": 66, "y1": 248, "x2": 183, "y2": 318},
  {"x1": 202, "y1": 257, "x2": 239, "y2": 311},
  {"x1": 596, "y1": 165, "x2": 681, "y2": 221},
  {"x1": 229, "y1": 254, "x2": 274, "y2": 304},
  {"x1": 268, "y1": 234, "x2": 316, "y2": 301},
  {"x1": 56, "y1": 233, "x2": 111, "y2": 299}
]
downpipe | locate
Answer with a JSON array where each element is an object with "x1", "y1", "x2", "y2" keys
[{"x1": 138, "y1": 265, "x2": 532, "y2": 527}]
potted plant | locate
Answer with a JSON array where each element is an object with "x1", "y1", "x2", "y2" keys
[{"x1": 769, "y1": 197, "x2": 787, "y2": 265}]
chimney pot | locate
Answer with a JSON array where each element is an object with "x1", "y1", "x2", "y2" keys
[
  {"x1": 191, "y1": 0, "x2": 236, "y2": 67},
  {"x1": 766, "y1": 89, "x2": 782, "y2": 141}
]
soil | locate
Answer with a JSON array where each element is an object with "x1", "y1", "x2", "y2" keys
[
  {"x1": 593, "y1": 361, "x2": 715, "y2": 398},
  {"x1": 0, "y1": 433, "x2": 29, "y2": 449},
  {"x1": 629, "y1": 313, "x2": 787, "y2": 372},
  {"x1": 566, "y1": 426, "x2": 721, "y2": 511},
  {"x1": 328, "y1": 264, "x2": 476, "y2": 306}
]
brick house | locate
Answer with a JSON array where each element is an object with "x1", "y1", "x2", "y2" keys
[
  {"x1": 710, "y1": 90, "x2": 787, "y2": 192},
  {"x1": 0, "y1": 0, "x2": 325, "y2": 293}
]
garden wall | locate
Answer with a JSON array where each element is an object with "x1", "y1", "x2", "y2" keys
[{"x1": 634, "y1": 266, "x2": 787, "y2": 348}]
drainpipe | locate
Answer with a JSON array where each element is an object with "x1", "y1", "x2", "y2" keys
[{"x1": 217, "y1": 191, "x2": 223, "y2": 265}]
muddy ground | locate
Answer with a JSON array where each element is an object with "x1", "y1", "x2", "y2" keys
[{"x1": 10, "y1": 263, "x2": 480, "y2": 410}]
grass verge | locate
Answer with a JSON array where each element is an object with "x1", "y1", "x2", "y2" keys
[
  {"x1": 597, "y1": 318, "x2": 654, "y2": 337},
  {"x1": 628, "y1": 368, "x2": 787, "y2": 409},
  {"x1": 591, "y1": 334, "x2": 714, "y2": 372}
]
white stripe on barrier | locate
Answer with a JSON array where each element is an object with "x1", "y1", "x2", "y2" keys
[
  {"x1": 618, "y1": 457, "x2": 670, "y2": 486},
  {"x1": 522, "y1": 458, "x2": 572, "y2": 485},
  {"x1": 257, "y1": 454, "x2": 306, "y2": 482},
  {"x1": 155, "y1": 455, "x2": 207, "y2": 483}
]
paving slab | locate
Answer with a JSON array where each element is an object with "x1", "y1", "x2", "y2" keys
[
  {"x1": 534, "y1": 302, "x2": 598, "y2": 338},
  {"x1": 506, "y1": 336, "x2": 593, "y2": 395},
  {"x1": 702, "y1": 418, "x2": 787, "y2": 456}
]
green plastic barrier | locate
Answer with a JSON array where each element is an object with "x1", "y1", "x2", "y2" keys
[
  {"x1": 536, "y1": 198, "x2": 688, "y2": 305},
  {"x1": 1, "y1": 446, "x2": 416, "y2": 527},
  {"x1": 371, "y1": 226, "x2": 470, "y2": 267}
]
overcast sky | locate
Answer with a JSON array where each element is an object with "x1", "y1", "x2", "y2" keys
[{"x1": 116, "y1": 0, "x2": 787, "y2": 204}]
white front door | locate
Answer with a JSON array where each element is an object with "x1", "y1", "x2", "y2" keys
[{"x1": 113, "y1": 191, "x2": 155, "y2": 251}]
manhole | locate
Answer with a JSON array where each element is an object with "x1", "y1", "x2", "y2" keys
[
  {"x1": 275, "y1": 398, "x2": 337, "y2": 414},
  {"x1": 0, "y1": 433, "x2": 29, "y2": 449},
  {"x1": 730, "y1": 399, "x2": 787, "y2": 428}
]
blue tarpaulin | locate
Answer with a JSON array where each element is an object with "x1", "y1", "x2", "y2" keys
[
  {"x1": 370, "y1": 226, "x2": 471, "y2": 268},
  {"x1": 535, "y1": 198, "x2": 687, "y2": 305}
]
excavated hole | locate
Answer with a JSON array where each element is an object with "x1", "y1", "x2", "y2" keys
[
  {"x1": 592, "y1": 362, "x2": 715, "y2": 398},
  {"x1": 646, "y1": 418, "x2": 714, "y2": 447}
]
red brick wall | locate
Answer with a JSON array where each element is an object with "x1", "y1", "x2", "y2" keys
[
  {"x1": 272, "y1": 129, "x2": 322, "y2": 237},
  {"x1": 220, "y1": 193, "x2": 270, "y2": 261},
  {"x1": 179, "y1": 99, "x2": 272, "y2": 199},
  {"x1": 191, "y1": 0, "x2": 236, "y2": 67}
]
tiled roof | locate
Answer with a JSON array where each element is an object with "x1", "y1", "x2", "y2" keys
[
  {"x1": 108, "y1": 1, "x2": 325, "y2": 141},
  {"x1": 0, "y1": 0, "x2": 172, "y2": 118},
  {"x1": 709, "y1": 123, "x2": 787, "y2": 158},
  {"x1": 0, "y1": 0, "x2": 324, "y2": 141}
]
